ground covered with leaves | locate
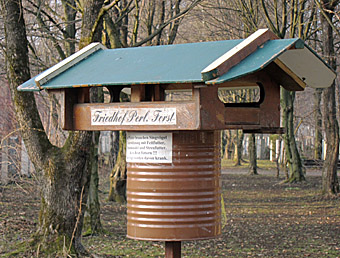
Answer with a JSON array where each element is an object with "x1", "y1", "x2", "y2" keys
[{"x1": 1, "y1": 167, "x2": 339, "y2": 257}]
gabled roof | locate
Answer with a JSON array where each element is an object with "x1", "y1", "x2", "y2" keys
[{"x1": 18, "y1": 29, "x2": 335, "y2": 92}]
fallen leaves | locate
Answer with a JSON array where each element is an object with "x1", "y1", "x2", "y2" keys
[{"x1": 1, "y1": 173, "x2": 340, "y2": 257}]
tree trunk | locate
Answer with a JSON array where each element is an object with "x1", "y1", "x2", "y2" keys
[
  {"x1": 84, "y1": 86, "x2": 104, "y2": 235},
  {"x1": 83, "y1": 132, "x2": 103, "y2": 236},
  {"x1": 320, "y1": 2, "x2": 340, "y2": 196},
  {"x1": 108, "y1": 131, "x2": 127, "y2": 203},
  {"x1": 109, "y1": 131, "x2": 120, "y2": 167},
  {"x1": 79, "y1": 0, "x2": 105, "y2": 48},
  {"x1": 221, "y1": 130, "x2": 227, "y2": 159},
  {"x1": 226, "y1": 130, "x2": 234, "y2": 159},
  {"x1": 248, "y1": 133, "x2": 258, "y2": 175},
  {"x1": 2, "y1": 0, "x2": 106, "y2": 255},
  {"x1": 222, "y1": 130, "x2": 233, "y2": 159},
  {"x1": 167, "y1": 0, "x2": 181, "y2": 44},
  {"x1": 78, "y1": 0, "x2": 106, "y2": 238},
  {"x1": 234, "y1": 130, "x2": 244, "y2": 166},
  {"x1": 35, "y1": 139, "x2": 92, "y2": 256},
  {"x1": 62, "y1": 0, "x2": 77, "y2": 56},
  {"x1": 275, "y1": 137, "x2": 282, "y2": 178},
  {"x1": 281, "y1": 88, "x2": 305, "y2": 183},
  {"x1": 314, "y1": 88, "x2": 323, "y2": 160}
]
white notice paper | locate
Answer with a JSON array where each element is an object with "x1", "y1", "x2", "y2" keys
[{"x1": 126, "y1": 132, "x2": 173, "y2": 163}]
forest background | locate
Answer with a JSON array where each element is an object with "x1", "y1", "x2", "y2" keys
[{"x1": 0, "y1": 0, "x2": 340, "y2": 257}]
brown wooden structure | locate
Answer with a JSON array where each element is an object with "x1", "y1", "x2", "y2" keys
[{"x1": 18, "y1": 29, "x2": 335, "y2": 258}]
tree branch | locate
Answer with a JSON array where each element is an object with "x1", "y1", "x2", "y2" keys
[
  {"x1": 90, "y1": 0, "x2": 121, "y2": 42},
  {"x1": 260, "y1": 0, "x2": 282, "y2": 37},
  {"x1": 131, "y1": 0, "x2": 140, "y2": 45},
  {"x1": 132, "y1": 0, "x2": 202, "y2": 47},
  {"x1": 314, "y1": 0, "x2": 340, "y2": 37},
  {"x1": 25, "y1": 2, "x2": 66, "y2": 60}
]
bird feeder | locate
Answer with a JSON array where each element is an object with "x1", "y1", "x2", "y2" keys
[{"x1": 19, "y1": 29, "x2": 335, "y2": 257}]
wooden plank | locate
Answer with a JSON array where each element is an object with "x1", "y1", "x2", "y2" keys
[
  {"x1": 225, "y1": 124, "x2": 261, "y2": 130},
  {"x1": 211, "y1": 74, "x2": 259, "y2": 88},
  {"x1": 201, "y1": 29, "x2": 278, "y2": 81},
  {"x1": 243, "y1": 127, "x2": 285, "y2": 134},
  {"x1": 72, "y1": 101, "x2": 200, "y2": 131},
  {"x1": 224, "y1": 107, "x2": 260, "y2": 125},
  {"x1": 162, "y1": 83, "x2": 193, "y2": 91}
]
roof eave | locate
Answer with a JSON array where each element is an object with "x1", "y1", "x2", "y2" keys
[{"x1": 205, "y1": 38, "x2": 334, "y2": 90}]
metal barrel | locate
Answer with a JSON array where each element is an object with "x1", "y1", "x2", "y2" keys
[{"x1": 127, "y1": 130, "x2": 221, "y2": 241}]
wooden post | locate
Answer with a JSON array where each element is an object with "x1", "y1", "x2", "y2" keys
[{"x1": 165, "y1": 241, "x2": 181, "y2": 258}]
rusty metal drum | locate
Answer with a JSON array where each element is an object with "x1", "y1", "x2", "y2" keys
[{"x1": 126, "y1": 130, "x2": 221, "y2": 241}]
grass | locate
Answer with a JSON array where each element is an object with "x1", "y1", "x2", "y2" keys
[{"x1": 221, "y1": 158, "x2": 277, "y2": 169}]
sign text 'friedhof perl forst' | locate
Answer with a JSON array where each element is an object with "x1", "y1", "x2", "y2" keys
[
  {"x1": 91, "y1": 108, "x2": 176, "y2": 126},
  {"x1": 126, "y1": 132, "x2": 173, "y2": 163}
]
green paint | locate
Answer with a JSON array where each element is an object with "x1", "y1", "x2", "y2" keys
[
  {"x1": 201, "y1": 68, "x2": 218, "y2": 81},
  {"x1": 206, "y1": 38, "x2": 302, "y2": 85},
  {"x1": 18, "y1": 37, "x2": 331, "y2": 92},
  {"x1": 294, "y1": 39, "x2": 305, "y2": 49}
]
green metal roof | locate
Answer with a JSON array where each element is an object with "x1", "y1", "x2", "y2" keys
[
  {"x1": 18, "y1": 37, "x2": 335, "y2": 91},
  {"x1": 19, "y1": 75, "x2": 39, "y2": 91},
  {"x1": 206, "y1": 39, "x2": 302, "y2": 84},
  {"x1": 47, "y1": 40, "x2": 243, "y2": 88},
  {"x1": 18, "y1": 40, "x2": 241, "y2": 91}
]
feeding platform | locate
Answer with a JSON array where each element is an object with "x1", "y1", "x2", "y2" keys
[{"x1": 19, "y1": 29, "x2": 335, "y2": 134}]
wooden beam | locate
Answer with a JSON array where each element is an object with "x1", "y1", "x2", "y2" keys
[
  {"x1": 77, "y1": 88, "x2": 90, "y2": 103},
  {"x1": 273, "y1": 59, "x2": 306, "y2": 90},
  {"x1": 201, "y1": 29, "x2": 278, "y2": 81},
  {"x1": 35, "y1": 43, "x2": 106, "y2": 88},
  {"x1": 165, "y1": 241, "x2": 181, "y2": 258},
  {"x1": 153, "y1": 85, "x2": 165, "y2": 101},
  {"x1": 243, "y1": 127, "x2": 285, "y2": 134},
  {"x1": 131, "y1": 85, "x2": 145, "y2": 102},
  {"x1": 59, "y1": 89, "x2": 77, "y2": 130}
]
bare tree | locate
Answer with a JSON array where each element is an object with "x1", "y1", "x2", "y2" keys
[
  {"x1": 318, "y1": 0, "x2": 340, "y2": 196},
  {"x1": 259, "y1": 0, "x2": 319, "y2": 182},
  {"x1": 1, "y1": 0, "x2": 109, "y2": 255},
  {"x1": 248, "y1": 133, "x2": 258, "y2": 175}
]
